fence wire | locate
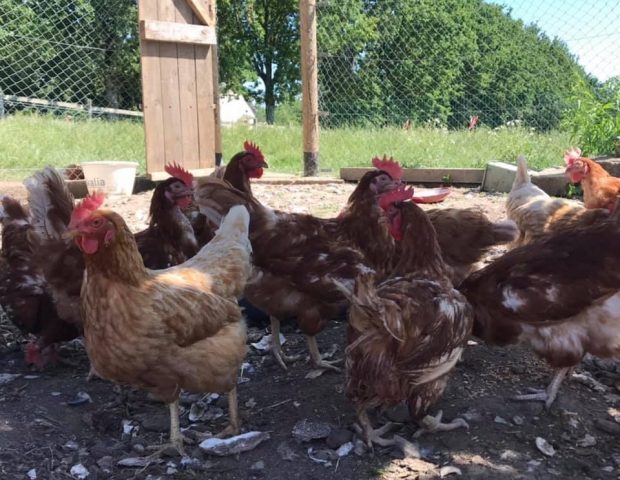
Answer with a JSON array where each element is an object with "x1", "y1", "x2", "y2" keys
[
  {"x1": 316, "y1": 0, "x2": 620, "y2": 132},
  {"x1": 0, "y1": 0, "x2": 141, "y2": 117}
]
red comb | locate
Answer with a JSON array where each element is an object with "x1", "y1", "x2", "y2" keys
[
  {"x1": 69, "y1": 191, "x2": 105, "y2": 228},
  {"x1": 165, "y1": 162, "x2": 194, "y2": 187},
  {"x1": 564, "y1": 147, "x2": 582, "y2": 166},
  {"x1": 243, "y1": 140, "x2": 265, "y2": 162},
  {"x1": 372, "y1": 155, "x2": 403, "y2": 180},
  {"x1": 378, "y1": 185, "x2": 414, "y2": 211}
]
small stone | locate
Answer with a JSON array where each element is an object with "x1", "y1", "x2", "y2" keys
[
  {"x1": 462, "y1": 410, "x2": 482, "y2": 423},
  {"x1": 140, "y1": 414, "x2": 169, "y2": 433},
  {"x1": 612, "y1": 453, "x2": 620, "y2": 467},
  {"x1": 500, "y1": 450, "x2": 520, "y2": 461},
  {"x1": 336, "y1": 442, "x2": 354, "y2": 457},
  {"x1": 64, "y1": 441, "x2": 79, "y2": 451},
  {"x1": 27, "y1": 469, "x2": 37, "y2": 480},
  {"x1": 353, "y1": 439, "x2": 367, "y2": 456},
  {"x1": 494, "y1": 416, "x2": 509, "y2": 425},
  {"x1": 69, "y1": 463, "x2": 89, "y2": 479},
  {"x1": 326, "y1": 428, "x2": 353, "y2": 449},
  {"x1": 68, "y1": 391, "x2": 92, "y2": 407},
  {"x1": 512, "y1": 416, "x2": 524, "y2": 426},
  {"x1": 596, "y1": 419, "x2": 620, "y2": 435},
  {"x1": 535, "y1": 437, "x2": 556, "y2": 457},
  {"x1": 51, "y1": 391, "x2": 62, "y2": 396},
  {"x1": 250, "y1": 460, "x2": 265, "y2": 471},
  {"x1": 602, "y1": 466, "x2": 614, "y2": 473},
  {"x1": 292, "y1": 419, "x2": 332, "y2": 442}
]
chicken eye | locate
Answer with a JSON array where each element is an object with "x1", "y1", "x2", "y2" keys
[{"x1": 91, "y1": 218, "x2": 103, "y2": 228}]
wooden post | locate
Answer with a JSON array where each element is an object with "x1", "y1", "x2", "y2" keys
[
  {"x1": 299, "y1": 0, "x2": 319, "y2": 176},
  {"x1": 212, "y1": 43, "x2": 223, "y2": 166}
]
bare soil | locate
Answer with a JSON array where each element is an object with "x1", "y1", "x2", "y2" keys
[{"x1": 1, "y1": 181, "x2": 620, "y2": 480}]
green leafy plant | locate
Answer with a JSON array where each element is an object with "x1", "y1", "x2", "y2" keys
[
  {"x1": 566, "y1": 183, "x2": 583, "y2": 199},
  {"x1": 562, "y1": 76, "x2": 620, "y2": 156},
  {"x1": 441, "y1": 174, "x2": 453, "y2": 186}
]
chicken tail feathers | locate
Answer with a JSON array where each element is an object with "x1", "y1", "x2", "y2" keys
[
  {"x1": 512, "y1": 155, "x2": 531, "y2": 189},
  {"x1": 24, "y1": 167, "x2": 74, "y2": 241},
  {"x1": 0, "y1": 196, "x2": 28, "y2": 224}
]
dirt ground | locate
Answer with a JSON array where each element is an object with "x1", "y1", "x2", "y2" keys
[{"x1": 1, "y1": 181, "x2": 620, "y2": 480}]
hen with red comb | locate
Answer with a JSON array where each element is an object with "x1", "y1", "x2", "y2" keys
[
  {"x1": 69, "y1": 192, "x2": 105, "y2": 228},
  {"x1": 372, "y1": 155, "x2": 403, "y2": 181},
  {"x1": 243, "y1": 140, "x2": 265, "y2": 163},
  {"x1": 165, "y1": 162, "x2": 194, "y2": 188}
]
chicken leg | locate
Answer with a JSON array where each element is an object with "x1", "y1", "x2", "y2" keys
[
  {"x1": 512, "y1": 367, "x2": 571, "y2": 408},
  {"x1": 355, "y1": 409, "x2": 421, "y2": 456},
  {"x1": 215, "y1": 387, "x2": 241, "y2": 438},
  {"x1": 306, "y1": 335, "x2": 342, "y2": 372},
  {"x1": 146, "y1": 399, "x2": 190, "y2": 457},
  {"x1": 270, "y1": 316, "x2": 301, "y2": 370},
  {"x1": 412, "y1": 410, "x2": 469, "y2": 438}
]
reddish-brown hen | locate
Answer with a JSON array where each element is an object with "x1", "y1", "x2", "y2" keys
[
  {"x1": 195, "y1": 167, "x2": 401, "y2": 372},
  {"x1": 74, "y1": 194, "x2": 252, "y2": 454},
  {"x1": 0, "y1": 196, "x2": 79, "y2": 368},
  {"x1": 565, "y1": 147, "x2": 620, "y2": 211},
  {"x1": 460, "y1": 201, "x2": 620, "y2": 407},
  {"x1": 337, "y1": 192, "x2": 472, "y2": 448}
]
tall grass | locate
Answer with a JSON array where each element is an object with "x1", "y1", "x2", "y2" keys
[{"x1": 0, "y1": 113, "x2": 571, "y2": 180}]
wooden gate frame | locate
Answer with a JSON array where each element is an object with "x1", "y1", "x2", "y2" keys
[{"x1": 138, "y1": 0, "x2": 222, "y2": 180}]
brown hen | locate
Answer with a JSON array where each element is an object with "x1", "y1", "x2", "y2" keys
[
  {"x1": 74, "y1": 194, "x2": 252, "y2": 454},
  {"x1": 460, "y1": 200, "x2": 620, "y2": 407},
  {"x1": 336, "y1": 194, "x2": 472, "y2": 448}
]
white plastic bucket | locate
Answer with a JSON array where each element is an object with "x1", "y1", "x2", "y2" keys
[{"x1": 81, "y1": 161, "x2": 138, "y2": 196}]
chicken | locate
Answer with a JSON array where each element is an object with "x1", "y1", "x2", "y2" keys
[
  {"x1": 72, "y1": 192, "x2": 252, "y2": 454},
  {"x1": 190, "y1": 141, "x2": 268, "y2": 246},
  {"x1": 134, "y1": 163, "x2": 198, "y2": 269},
  {"x1": 506, "y1": 155, "x2": 608, "y2": 246},
  {"x1": 0, "y1": 196, "x2": 79, "y2": 368},
  {"x1": 459, "y1": 200, "x2": 620, "y2": 407},
  {"x1": 335, "y1": 190, "x2": 472, "y2": 448},
  {"x1": 426, "y1": 208, "x2": 517, "y2": 285},
  {"x1": 565, "y1": 147, "x2": 620, "y2": 212},
  {"x1": 195, "y1": 170, "x2": 401, "y2": 372}
]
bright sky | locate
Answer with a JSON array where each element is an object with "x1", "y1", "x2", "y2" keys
[{"x1": 486, "y1": 0, "x2": 620, "y2": 81}]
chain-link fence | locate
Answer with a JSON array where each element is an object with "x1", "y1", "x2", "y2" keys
[
  {"x1": 0, "y1": 0, "x2": 141, "y2": 118},
  {"x1": 316, "y1": 0, "x2": 620, "y2": 132}
]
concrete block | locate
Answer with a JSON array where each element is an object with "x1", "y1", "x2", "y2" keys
[
  {"x1": 340, "y1": 167, "x2": 484, "y2": 185},
  {"x1": 482, "y1": 161, "x2": 569, "y2": 196},
  {"x1": 595, "y1": 157, "x2": 620, "y2": 176}
]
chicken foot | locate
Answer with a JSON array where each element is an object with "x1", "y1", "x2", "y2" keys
[
  {"x1": 306, "y1": 335, "x2": 342, "y2": 372},
  {"x1": 270, "y1": 316, "x2": 302, "y2": 370},
  {"x1": 512, "y1": 367, "x2": 571, "y2": 408},
  {"x1": 355, "y1": 409, "x2": 421, "y2": 456},
  {"x1": 215, "y1": 386, "x2": 240, "y2": 438},
  {"x1": 412, "y1": 410, "x2": 469, "y2": 438},
  {"x1": 146, "y1": 399, "x2": 191, "y2": 458}
]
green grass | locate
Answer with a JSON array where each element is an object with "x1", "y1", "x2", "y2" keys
[{"x1": 0, "y1": 113, "x2": 572, "y2": 180}]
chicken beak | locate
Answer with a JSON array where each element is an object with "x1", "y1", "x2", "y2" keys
[{"x1": 260, "y1": 161, "x2": 269, "y2": 169}]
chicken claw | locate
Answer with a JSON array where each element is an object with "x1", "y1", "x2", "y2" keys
[
  {"x1": 145, "y1": 400, "x2": 191, "y2": 458},
  {"x1": 355, "y1": 410, "x2": 400, "y2": 448},
  {"x1": 412, "y1": 410, "x2": 469, "y2": 438},
  {"x1": 512, "y1": 367, "x2": 570, "y2": 408},
  {"x1": 270, "y1": 317, "x2": 302, "y2": 370},
  {"x1": 306, "y1": 336, "x2": 342, "y2": 373}
]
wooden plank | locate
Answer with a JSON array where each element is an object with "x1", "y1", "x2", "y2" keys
[
  {"x1": 299, "y1": 0, "x2": 319, "y2": 176},
  {"x1": 140, "y1": 20, "x2": 217, "y2": 45},
  {"x1": 175, "y1": 0, "x2": 200, "y2": 169},
  {"x1": 148, "y1": 168, "x2": 216, "y2": 181},
  {"x1": 157, "y1": 0, "x2": 184, "y2": 165},
  {"x1": 194, "y1": 0, "x2": 216, "y2": 168},
  {"x1": 139, "y1": 0, "x2": 166, "y2": 174},
  {"x1": 185, "y1": 0, "x2": 215, "y2": 25},
  {"x1": 211, "y1": 41, "x2": 222, "y2": 165},
  {"x1": 340, "y1": 167, "x2": 485, "y2": 184}
]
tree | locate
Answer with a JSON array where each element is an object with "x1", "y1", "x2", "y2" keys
[{"x1": 217, "y1": 0, "x2": 300, "y2": 124}]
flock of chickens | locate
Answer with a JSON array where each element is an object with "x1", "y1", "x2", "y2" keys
[{"x1": 1, "y1": 142, "x2": 620, "y2": 458}]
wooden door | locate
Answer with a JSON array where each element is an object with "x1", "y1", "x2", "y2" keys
[{"x1": 139, "y1": 0, "x2": 221, "y2": 179}]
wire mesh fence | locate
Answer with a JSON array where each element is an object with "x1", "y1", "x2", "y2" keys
[
  {"x1": 0, "y1": 0, "x2": 141, "y2": 118},
  {"x1": 316, "y1": 0, "x2": 620, "y2": 132}
]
